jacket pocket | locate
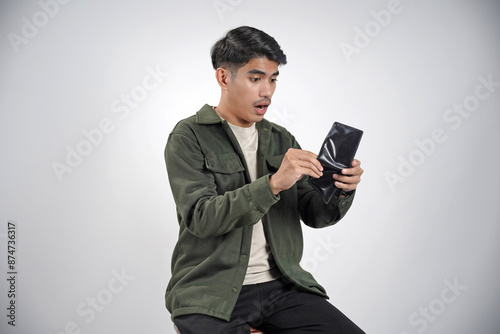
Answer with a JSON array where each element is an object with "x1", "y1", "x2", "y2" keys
[{"x1": 205, "y1": 152, "x2": 246, "y2": 194}]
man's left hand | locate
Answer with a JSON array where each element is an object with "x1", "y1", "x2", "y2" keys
[{"x1": 333, "y1": 159, "x2": 363, "y2": 192}]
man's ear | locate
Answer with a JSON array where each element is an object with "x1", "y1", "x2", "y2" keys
[{"x1": 215, "y1": 67, "x2": 230, "y2": 90}]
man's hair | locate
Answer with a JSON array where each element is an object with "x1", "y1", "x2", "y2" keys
[{"x1": 210, "y1": 26, "x2": 287, "y2": 75}]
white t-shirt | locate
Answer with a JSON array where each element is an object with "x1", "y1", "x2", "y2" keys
[{"x1": 227, "y1": 122, "x2": 281, "y2": 285}]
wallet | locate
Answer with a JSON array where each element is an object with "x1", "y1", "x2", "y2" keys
[{"x1": 309, "y1": 122, "x2": 363, "y2": 203}]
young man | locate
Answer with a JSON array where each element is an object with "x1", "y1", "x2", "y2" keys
[{"x1": 164, "y1": 26, "x2": 365, "y2": 334}]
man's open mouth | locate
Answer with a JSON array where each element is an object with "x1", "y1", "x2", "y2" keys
[
  {"x1": 254, "y1": 104, "x2": 269, "y2": 114},
  {"x1": 254, "y1": 99, "x2": 271, "y2": 114}
]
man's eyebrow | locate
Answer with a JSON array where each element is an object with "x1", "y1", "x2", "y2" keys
[{"x1": 247, "y1": 69, "x2": 280, "y2": 76}]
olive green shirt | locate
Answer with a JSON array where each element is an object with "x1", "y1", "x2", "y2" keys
[{"x1": 164, "y1": 104, "x2": 355, "y2": 321}]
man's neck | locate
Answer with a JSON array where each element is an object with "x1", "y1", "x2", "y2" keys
[{"x1": 213, "y1": 103, "x2": 255, "y2": 128}]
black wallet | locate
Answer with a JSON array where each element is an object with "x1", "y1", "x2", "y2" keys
[{"x1": 309, "y1": 122, "x2": 363, "y2": 203}]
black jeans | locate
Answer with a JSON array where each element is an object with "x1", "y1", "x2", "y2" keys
[{"x1": 173, "y1": 277, "x2": 365, "y2": 334}]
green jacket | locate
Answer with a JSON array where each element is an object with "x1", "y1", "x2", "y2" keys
[{"x1": 164, "y1": 104, "x2": 355, "y2": 321}]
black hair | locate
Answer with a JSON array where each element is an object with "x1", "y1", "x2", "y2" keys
[{"x1": 210, "y1": 26, "x2": 287, "y2": 75}]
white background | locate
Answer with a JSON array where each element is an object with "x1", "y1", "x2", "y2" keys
[{"x1": 1, "y1": 0, "x2": 499, "y2": 333}]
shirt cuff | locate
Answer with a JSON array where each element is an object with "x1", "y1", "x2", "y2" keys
[{"x1": 247, "y1": 175, "x2": 280, "y2": 213}]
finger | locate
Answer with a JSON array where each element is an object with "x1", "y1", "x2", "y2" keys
[
  {"x1": 341, "y1": 165, "x2": 363, "y2": 176},
  {"x1": 298, "y1": 163, "x2": 323, "y2": 178},
  {"x1": 298, "y1": 150, "x2": 322, "y2": 170},
  {"x1": 299, "y1": 160, "x2": 323, "y2": 177},
  {"x1": 333, "y1": 173, "x2": 361, "y2": 185},
  {"x1": 333, "y1": 175, "x2": 360, "y2": 191},
  {"x1": 302, "y1": 169, "x2": 323, "y2": 179},
  {"x1": 341, "y1": 159, "x2": 361, "y2": 174},
  {"x1": 334, "y1": 181, "x2": 357, "y2": 191},
  {"x1": 293, "y1": 150, "x2": 323, "y2": 174}
]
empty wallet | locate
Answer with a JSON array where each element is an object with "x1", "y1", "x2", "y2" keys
[{"x1": 309, "y1": 122, "x2": 363, "y2": 203}]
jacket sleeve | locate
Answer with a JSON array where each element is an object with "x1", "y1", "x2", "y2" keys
[
  {"x1": 292, "y1": 136, "x2": 356, "y2": 228},
  {"x1": 165, "y1": 130, "x2": 280, "y2": 239}
]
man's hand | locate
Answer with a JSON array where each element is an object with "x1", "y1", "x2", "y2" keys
[
  {"x1": 333, "y1": 159, "x2": 363, "y2": 192},
  {"x1": 270, "y1": 148, "x2": 323, "y2": 195}
]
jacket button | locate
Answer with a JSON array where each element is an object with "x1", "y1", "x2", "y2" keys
[
  {"x1": 232, "y1": 287, "x2": 238, "y2": 292},
  {"x1": 242, "y1": 254, "x2": 247, "y2": 259}
]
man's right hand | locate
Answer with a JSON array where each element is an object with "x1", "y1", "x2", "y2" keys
[{"x1": 269, "y1": 148, "x2": 323, "y2": 195}]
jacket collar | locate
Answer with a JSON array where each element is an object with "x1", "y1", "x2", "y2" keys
[
  {"x1": 195, "y1": 103, "x2": 282, "y2": 134},
  {"x1": 195, "y1": 104, "x2": 223, "y2": 124}
]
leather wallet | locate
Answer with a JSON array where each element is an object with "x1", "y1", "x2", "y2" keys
[{"x1": 309, "y1": 122, "x2": 363, "y2": 203}]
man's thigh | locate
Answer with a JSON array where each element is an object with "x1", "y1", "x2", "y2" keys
[
  {"x1": 173, "y1": 279, "x2": 365, "y2": 334},
  {"x1": 174, "y1": 313, "x2": 251, "y2": 334},
  {"x1": 172, "y1": 281, "x2": 271, "y2": 334},
  {"x1": 257, "y1": 281, "x2": 365, "y2": 334}
]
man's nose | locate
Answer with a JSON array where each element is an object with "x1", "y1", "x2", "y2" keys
[{"x1": 259, "y1": 81, "x2": 274, "y2": 97}]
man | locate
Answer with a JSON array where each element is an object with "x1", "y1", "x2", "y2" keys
[{"x1": 164, "y1": 26, "x2": 365, "y2": 334}]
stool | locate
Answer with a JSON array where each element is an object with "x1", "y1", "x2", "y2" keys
[{"x1": 174, "y1": 324, "x2": 264, "y2": 333}]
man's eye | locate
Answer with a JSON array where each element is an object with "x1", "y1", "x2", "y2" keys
[
  {"x1": 250, "y1": 77, "x2": 260, "y2": 82},
  {"x1": 271, "y1": 78, "x2": 278, "y2": 83}
]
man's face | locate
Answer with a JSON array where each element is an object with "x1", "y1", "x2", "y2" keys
[{"x1": 223, "y1": 57, "x2": 279, "y2": 127}]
